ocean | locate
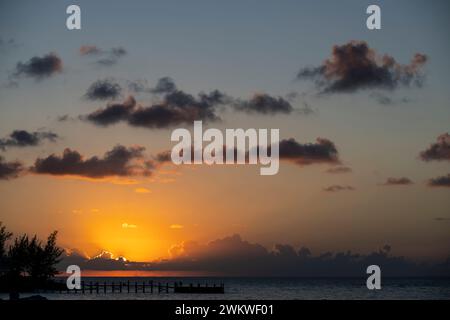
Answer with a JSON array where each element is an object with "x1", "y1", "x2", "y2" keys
[{"x1": 1, "y1": 277, "x2": 449, "y2": 300}]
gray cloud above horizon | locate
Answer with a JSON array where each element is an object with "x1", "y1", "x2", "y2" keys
[
  {"x1": 382, "y1": 177, "x2": 414, "y2": 186},
  {"x1": 82, "y1": 77, "x2": 306, "y2": 129},
  {"x1": 79, "y1": 45, "x2": 127, "y2": 66},
  {"x1": 31, "y1": 145, "x2": 154, "y2": 178},
  {"x1": 420, "y1": 133, "x2": 450, "y2": 162},
  {"x1": 323, "y1": 185, "x2": 354, "y2": 192},
  {"x1": 279, "y1": 138, "x2": 340, "y2": 165},
  {"x1": 0, "y1": 130, "x2": 59, "y2": 151},
  {"x1": 11, "y1": 53, "x2": 62, "y2": 80},
  {"x1": 154, "y1": 137, "x2": 341, "y2": 167},
  {"x1": 233, "y1": 94, "x2": 293, "y2": 114},
  {"x1": 297, "y1": 40, "x2": 427, "y2": 94},
  {"x1": 0, "y1": 156, "x2": 24, "y2": 180},
  {"x1": 427, "y1": 174, "x2": 450, "y2": 188},
  {"x1": 84, "y1": 78, "x2": 122, "y2": 101}
]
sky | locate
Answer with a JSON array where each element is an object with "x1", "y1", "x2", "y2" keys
[{"x1": 0, "y1": 0, "x2": 449, "y2": 270}]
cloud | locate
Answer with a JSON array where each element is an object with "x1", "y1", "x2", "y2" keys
[
  {"x1": 170, "y1": 224, "x2": 184, "y2": 229},
  {"x1": 57, "y1": 234, "x2": 450, "y2": 277},
  {"x1": 150, "y1": 77, "x2": 177, "y2": 94},
  {"x1": 279, "y1": 138, "x2": 340, "y2": 165},
  {"x1": 12, "y1": 53, "x2": 62, "y2": 80},
  {"x1": 84, "y1": 96, "x2": 136, "y2": 126},
  {"x1": 297, "y1": 40, "x2": 427, "y2": 94},
  {"x1": 79, "y1": 45, "x2": 102, "y2": 56},
  {"x1": 233, "y1": 93, "x2": 293, "y2": 114},
  {"x1": 84, "y1": 78, "x2": 122, "y2": 100},
  {"x1": 0, "y1": 130, "x2": 58, "y2": 151},
  {"x1": 154, "y1": 137, "x2": 340, "y2": 168},
  {"x1": 0, "y1": 37, "x2": 19, "y2": 50},
  {"x1": 382, "y1": 177, "x2": 414, "y2": 186},
  {"x1": 369, "y1": 92, "x2": 411, "y2": 105},
  {"x1": 325, "y1": 166, "x2": 352, "y2": 174},
  {"x1": 0, "y1": 156, "x2": 24, "y2": 180},
  {"x1": 427, "y1": 174, "x2": 450, "y2": 188},
  {"x1": 419, "y1": 133, "x2": 450, "y2": 162},
  {"x1": 135, "y1": 187, "x2": 151, "y2": 194},
  {"x1": 122, "y1": 223, "x2": 137, "y2": 229},
  {"x1": 31, "y1": 144, "x2": 153, "y2": 178},
  {"x1": 435, "y1": 217, "x2": 450, "y2": 222},
  {"x1": 79, "y1": 45, "x2": 127, "y2": 66},
  {"x1": 323, "y1": 185, "x2": 355, "y2": 192},
  {"x1": 128, "y1": 77, "x2": 177, "y2": 95},
  {"x1": 84, "y1": 89, "x2": 229, "y2": 128}
]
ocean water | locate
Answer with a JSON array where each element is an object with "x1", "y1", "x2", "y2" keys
[{"x1": 1, "y1": 277, "x2": 449, "y2": 300}]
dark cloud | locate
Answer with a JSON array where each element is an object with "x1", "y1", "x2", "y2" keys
[
  {"x1": 31, "y1": 144, "x2": 152, "y2": 178},
  {"x1": 323, "y1": 185, "x2": 355, "y2": 192},
  {"x1": 419, "y1": 133, "x2": 450, "y2": 162},
  {"x1": 326, "y1": 166, "x2": 352, "y2": 174},
  {"x1": 79, "y1": 45, "x2": 127, "y2": 66},
  {"x1": 84, "y1": 78, "x2": 122, "y2": 101},
  {"x1": 0, "y1": 156, "x2": 24, "y2": 180},
  {"x1": 58, "y1": 234, "x2": 450, "y2": 277},
  {"x1": 427, "y1": 174, "x2": 450, "y2": 188},
  {"x1": 154, "y1": 150, "x2": 172, "y2": 163},
  {"x1": 128, "y1": 77, "x2": 177, "y2": 95},
  {"x1": 0, "y1": 130, "x2": 58, "y2": 151},
  {"x1": 151, "y1": 77, "x2": 177, "y2": 94},
  {"x1": 279, "y1": 138, "x2": 340, "y2": 165},
  {"x1": 154, "y1": 137, "x2": 340, "y2": 167},
  {"x1": 85, "y1": 96, "x2": 136, "y2": 126},
  {"x1": 84, "y1": 88, "x2": 229, "y2": 128},
  {"x1": 382, "y1": 177, "x2": 414, "y2": 186},
  {"x1": 233, "y1": 94, "x2": 293, "y2": 114},
  {"x1": 297, "y1": 41, "x2": 427, "y2": 94},
  {"x1": 12, "y1": 53, "x2": 62, "y2": 80}
]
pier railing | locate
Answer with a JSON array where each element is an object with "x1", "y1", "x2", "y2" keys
[{"x1": 49, "y1": 280, "x2": 224, "y2": 294}]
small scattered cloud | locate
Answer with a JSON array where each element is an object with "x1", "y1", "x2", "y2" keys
[
  {"x1": 84, "y1": 78, "x2": 122, "y2": 101},
  {"x1": 79, "y1": 45, "x2": 102, "y2": 56},
  {"x1": 0, "y1": 37, "x2": 19, "y2": 50},
  {"x1": 279, "y1": 138, "x2": 340, "y2": 165},
  {"x1": 233, "y1": 93, "x2": 293, "y2": 114},
  {"x1": 122, "y1": 223, "x2": 137, "y2": 229},
  {"x1": 323, "y1": 185, "x2": 355, "y2": 192},
  {"x1": 0, "y1": 130, "x2": 58, "y2": 151},
  {"x1": 382, "y1": 177, "x2": 414, "y2": 186},
  {"x1": 11, "y1": 53, "x2": 62, "y2": 80},
  {"x1": 369, "y1": 92, "x2": 411, "y2": 106},
  {"x1": 297, "y1": 40, "x2": 427, "y2": 94},
  {"x1": 170, "y1": 224, "x2": 184, "y2": 229},
  {"x1": 79, "y1": 45, "x2": 127, "y2": 66},
  {"x1": 419, "y1": 133, "x2": 450, "y2": 162},
  {"x1": 135, "y1": 187, "x2": 151, "y2": 194},
  {"x1": 325, "y1": 166, "x2": 352, "y2": 174},
  {"x1": 427, "y1": 174, "x2": 450, "y2": 188},
  {"x1": 0, "y1": 156, "x2": 24, "y2": 180}
]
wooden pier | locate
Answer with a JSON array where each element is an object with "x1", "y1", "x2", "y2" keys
[{"x1": 52, "y1": 280, "x2": 224, "y2": 294}]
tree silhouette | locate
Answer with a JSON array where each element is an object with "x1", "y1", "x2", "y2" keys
[{"x1": 0, "y1": 222, "x2": 63, "y2": 291}]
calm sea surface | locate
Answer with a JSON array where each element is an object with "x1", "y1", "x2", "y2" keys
[{"x1": 1, "y1": 277, "x2": 449, "y2": 300}]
